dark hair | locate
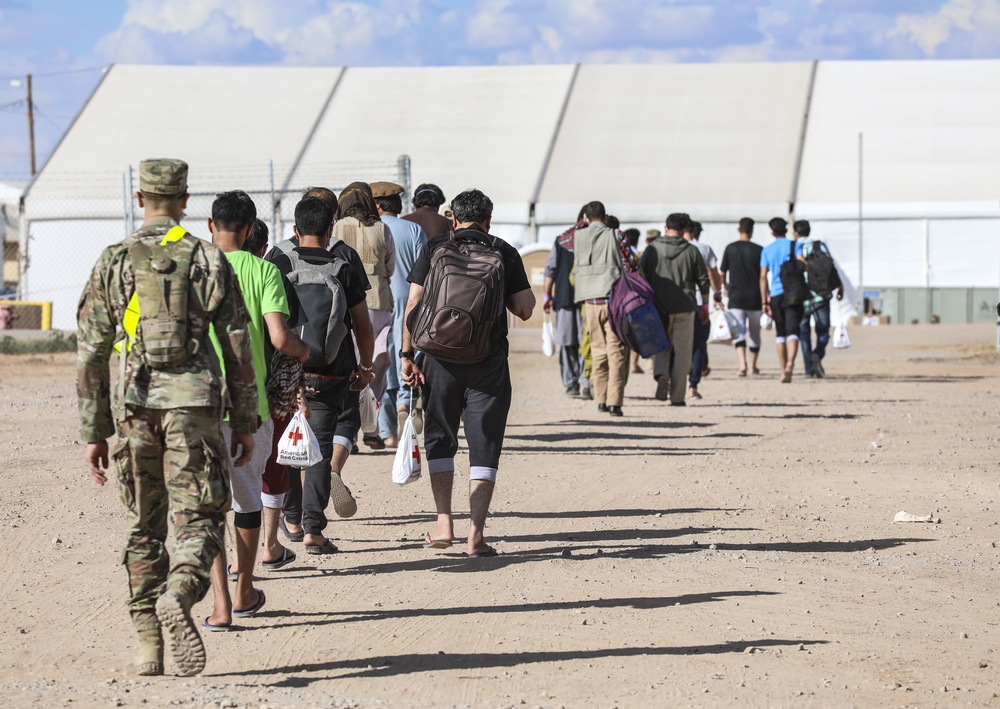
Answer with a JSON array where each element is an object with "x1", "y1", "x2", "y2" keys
[
  {"x1": 688, "y1": 220, "x2": 703, "y2": 238},
  {"x1": 302, "y1": 186, "x2": 338, "y2": 213},
  {"x1": 375, "y1": 194, "x2": 403, "y2": 215},
  {"x1": 793, "y1": 219, "x2": 811, "y2": 237},
  {"x1": 582, "y1": 201, "x2": 606, "y2": 220},
  {"x1": 294, "y1": 196, "x2": 334, "y2": 237},
  {"x1": 606, "y1": 215, "x2": 620, "y2": 230},
  {"x1": 140, "y1": 191, "x2": 185, "y2": 210},
  {"x1": 243, "y1": 218, "x2": 269, "y2": 256},
  {"x1": 212, "y1": 190, "x2": 257, "y2": 233},
  {"x1": 450, "y1": 189, "x2": 493, "y2": 224},
  {"x1": 738, "y1": 217, "x2": 755, "y2": 236},
  {"x1": 665, "y1": 212, "x2": 691, "y2": 232},
  {"x1": 769, "y1": 217, "x2": 788, "y2": 236},
  {"x1": 624, "y1": 228, "x2": 640, "y2": 248},
  {"x1": 412, "y1": 183, "x2": 446, "y2": 209},
  {"x1": 576, "y1": 204, "x2": 588, "y2": 222}
]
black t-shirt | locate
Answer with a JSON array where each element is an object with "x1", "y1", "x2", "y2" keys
[
  {"x1": 407, "y1": 226, "x2": 531, "y2": 356},
  {"x1": 268, "y1": 245, "x2": 368, "y2": 377},
  {"x1": 720, "y1": 240, "x2": 764, "y2": 311}
]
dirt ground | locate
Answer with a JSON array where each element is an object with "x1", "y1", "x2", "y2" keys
[{"x1": 1, "y1": 323, "x2": 999, "y2": 709}]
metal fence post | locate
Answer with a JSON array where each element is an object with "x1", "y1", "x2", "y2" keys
[
  {"x1": 398, "y1": 154, "x2": 412, "y2": 215},
  {"x1": 269, "y1": 160, "x2": 278, "y2": 247},
  {"x1": 122, "y1": 170, "x2": 131, "y2": 239},
  {"x1": 126, "y1": 165, "x2": 136, "y2": 234}
]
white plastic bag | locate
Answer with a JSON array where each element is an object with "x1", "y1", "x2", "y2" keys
[
  {"x1": 359, "y1": 386, "x2": 379, "y2": 434},
  {"x1": 832, "y1": 322, "x2": 852, "y2": 349},
  {"x1": 541, "y1": 315, "x2": 555, "y2": 357},
  {"x1": 708, "y1": 309, "x2": 738, "y2": 345},
  {"x1": 276, "y1": 411, "x2": 323, "y2": 467},
  {"x1": 760, "y1": 312, "x2": 774, "y2": 331},
  {"x1": 392, "y1": 415, "x2": 422, "y2": 485}
]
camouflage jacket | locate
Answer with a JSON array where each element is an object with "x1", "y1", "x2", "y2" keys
[{"x1": 77, "y1": 216, "x2": 259, "y2": 442}]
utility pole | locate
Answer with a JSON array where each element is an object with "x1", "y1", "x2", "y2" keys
[{"x1": 26, "y1": 74, "x2": 36, "y2": 177}]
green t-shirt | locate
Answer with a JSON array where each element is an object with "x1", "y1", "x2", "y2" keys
[{"x1": 210, "y1": 250, "x2": 289, "y2": 421}]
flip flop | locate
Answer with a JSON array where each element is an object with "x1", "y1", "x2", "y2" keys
[
  {"x1": 466, "y1": 545, "x2": 499, "y2": 558},
  {"x1": 226, "y1": 565, "x2": 238, "y2": 582},
  {"x1": 279, "y1": 516, "x2": 304, "y2": 543},
  {"x1": 422, "y1": 534, "x2": 453, "y2": 549},
  {"x1": 304, "y1": 538, "x2": 339, "y2": 555},
  {"x1": 738, "y1": 369, "x2": 747, "y2": 377},
  {"x1": 232, "y1": 588, "x2": 266, "y2": 618},
  {"x1": 202, "y1": 617, "x2": 232, "y2": 633},
  {"x1": 261, "y1": 547, "x2": 297, "y2": 570}
]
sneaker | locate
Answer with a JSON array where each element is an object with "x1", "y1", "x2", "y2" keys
[
  {"x1": 396, "y1": 408, "x2": 409, "y2": 439},
  {"x1": 579, "y1": 387, "x2": 593, "y2": 400},
  {"x1": 597, "y1": 403, "x2": 609, "y2": 413},
  {"x1": 363, "y1": 434, "x2": 385, "y2": 450},
  {"x1": 329, "y1": 472, "x2": 358, "y2": 518},
  {"x1": 411, "y1": 407, "x2": 424, "y2": 435},
  {"x1": 565, "y1": 385, "x2": 580, "y2": 397},
  {"x1": 654, "y1": 376, "x2": 670, "y2": 401},
  {"x1": 608, "y1": 405, "x2": 623, "y2": 417},
  {"x1": 811, "y1": 353, "x2": 825, "y2": 378},
  {"x1": 155, "y1": 590, "x2": 206, "y2": 677}
]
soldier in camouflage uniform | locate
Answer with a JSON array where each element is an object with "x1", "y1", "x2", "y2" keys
[{"x1": 77, "y1": 159, "x2": 259, "y2": 677}]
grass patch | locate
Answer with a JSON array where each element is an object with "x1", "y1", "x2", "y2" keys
[{"x1": 0, "y1": 331, "x2": 77, "y2": 355}]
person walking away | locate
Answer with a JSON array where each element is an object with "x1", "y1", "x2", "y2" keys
[
  {"x1": 720, "y1": 217, "x2": 764, "y2": 376},
  {"x1": 372, "y1": 181, "x2": 428, "y2": 446},
  {"x1": 241, "y1": 219, "x2": 309, "y2": 572},
  {"x1": 400, "y1": 189, "x2": 534, "y2": 557},
  {"x1": 795, "y1": 219, "x2": 844, "y2": 378},
  {"x1": 403, "y1": 182, "x2": 453, "y2": 238},
  {"x1": 572, "y1": 201, "x2": 638, "y2": 416},
  {"x1": 267, "y1": 197, "x2": 375, "y2": 554},
  {"x1": 641, "y1": 213, "x2": 710, "y2": 407},
  {"x1": 204, "y1": 193, "x2": 310, "y2": 630},
  {"x1": 623, "y1": 228, "x2": 645, "y2": 374},
  {"x1": 78, "y1": 159, "x2": 258, "y2": 676},
  {"x1": 542, "y1": 214, "x2": 589, "y2": 398},
  {"x1": 334, "y1": 182, "x2": 395, "y2": 450},
  {"x1": 682, "y1": 220, "x2": 722, "y2": 399},
  {"x1": 759, "y1": 217, "x2": 806, "y2": 383}
]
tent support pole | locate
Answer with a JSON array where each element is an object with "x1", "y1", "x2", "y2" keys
[
  {"x1": 788, "y1": 60, "x2": 818, "y2": 221},
  {"x1": 529, "y1": 63, "x2": 580, "y2": 242}
]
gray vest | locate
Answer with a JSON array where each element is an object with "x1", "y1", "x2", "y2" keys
[{"x1": 573, "y1": 223, "x2": 620, "y2": 302}]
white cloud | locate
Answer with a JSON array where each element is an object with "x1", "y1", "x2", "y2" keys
[{"x1": 889, "y1": 0, "x2": 1000, "y2": 58}]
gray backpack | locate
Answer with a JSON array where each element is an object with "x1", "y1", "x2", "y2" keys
[{"x1": 284, "y1": 250, "x2": 350, "y2": 367}]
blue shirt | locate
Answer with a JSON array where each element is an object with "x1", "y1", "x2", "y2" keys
[
  {"x1": 380, "y1": 214, "x2": 428, "y2": 302},
  {"x1": 760, "y1": 237, "x2": 803, "y2": 298}
]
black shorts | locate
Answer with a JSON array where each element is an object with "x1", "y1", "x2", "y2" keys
[{"x1": 771, "y1": 294, "x2": 804, "y2": 340}]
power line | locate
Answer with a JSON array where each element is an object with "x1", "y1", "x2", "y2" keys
[{"x1": 0, "y1": 65, "x2": 109, "y2": 83}]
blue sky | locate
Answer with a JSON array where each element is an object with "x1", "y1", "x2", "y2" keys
[{"x1": 2, "y1": 0, "x2": 999, "y2": 182}]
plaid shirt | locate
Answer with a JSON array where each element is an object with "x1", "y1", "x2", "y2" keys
[{"x1": 266, "y1": 352, "x2": 305, "y2": 421}]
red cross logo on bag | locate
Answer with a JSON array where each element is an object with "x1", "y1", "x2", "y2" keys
[
  {"x1": 288, "y1": 427, "x2": 304, "y2": 445},
  {"x1": 412, "y1": 445, "x2": 421, "y2": 464}
]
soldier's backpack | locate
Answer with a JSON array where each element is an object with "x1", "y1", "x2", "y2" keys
[
  {"x1": 409, "y1": 230, "x2": 505, "y2": 364},
  {"x1": 284, "y1": 250, "x2": 350, "y2": 367},
  {"x1": 805, "y1": 240, "x2": 842, "y2": 299},
  {"x1": 126, "y1": 235, "x2": 201, "y2": 369},
  {"x1": 778, "y1": 240, "x2": 809, "y2": 306}
]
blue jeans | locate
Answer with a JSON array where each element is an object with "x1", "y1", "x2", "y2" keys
[{"x1": 800, "y1": 300, "x2": 831, "y2": 375}]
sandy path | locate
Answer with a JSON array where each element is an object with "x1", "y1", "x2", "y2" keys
[{"x1": 1, "y1": 323, "x2": 999, "y2": 708}]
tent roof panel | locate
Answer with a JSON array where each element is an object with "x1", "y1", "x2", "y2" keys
[
  {"x1": 290, "y1": 65, "x2": 577, "y2": 223},
  {"x1": 797, "y1": 60, "x2": 1000, "y2": 215},
  {"x1": 28, "y1": 64, "x2": 344, "y2": 202},
  {"x1": 536, "y1": 62, "x2": 814, "y2": 223}
]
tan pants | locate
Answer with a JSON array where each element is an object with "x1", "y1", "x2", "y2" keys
[
  {"x1": 585, "y1": 303, "x2": 629, "y2": 407},
  {"x1": 653, "y1": 310, "x2": 695, "y2": 404}
]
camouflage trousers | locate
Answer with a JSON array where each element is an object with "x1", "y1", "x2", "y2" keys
[{"x1": 112, "y1": 406, "x2": 230, "y2": 632}]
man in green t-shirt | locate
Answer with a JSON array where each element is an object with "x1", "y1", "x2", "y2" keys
[{"x1": 205, "y1": 191, "x2": 309, "y2": 629}]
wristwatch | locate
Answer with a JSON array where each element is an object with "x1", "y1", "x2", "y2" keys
[{"x1": 399, "y1": 350, "x2": 415, "y2": 360}]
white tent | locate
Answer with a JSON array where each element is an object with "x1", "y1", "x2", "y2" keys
[{"x1": 20, "y1": 59, "x2": 1000, "y2": 329}]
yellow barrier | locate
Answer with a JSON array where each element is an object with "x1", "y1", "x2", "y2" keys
[{"x1": 0, "y1": 301, "x2": 53, "y2": 330}]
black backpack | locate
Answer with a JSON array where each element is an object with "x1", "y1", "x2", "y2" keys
[
  {"x1": 284, "y1": 250, "x2": 350, "y2": 368},
  {"x1": 408, "y1": 230, "x2": 506, "y2": 364},
  {"x1": 805, "y1": 240, "x2": 842, "y2": 299},
  {"x1": 778, "y1": 240, "x2": 809, "y2": 306}
]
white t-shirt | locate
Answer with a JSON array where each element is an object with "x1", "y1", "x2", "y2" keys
[{"x1": 691, "y1": 240, "x2": 717, "y2": 305}]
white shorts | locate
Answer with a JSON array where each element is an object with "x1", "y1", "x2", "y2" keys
[{"x1": 221, "y1": 419, "x2": 274, "y2": 514}]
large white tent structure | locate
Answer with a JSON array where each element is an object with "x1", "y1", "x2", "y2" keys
[{"x1": 16, "y1": 59, "x2": 1000, "y2": 330}]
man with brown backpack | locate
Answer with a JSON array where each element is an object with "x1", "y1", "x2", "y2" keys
[{"x1": 400, "y1": 188, "x2": 534, "y2": 558}]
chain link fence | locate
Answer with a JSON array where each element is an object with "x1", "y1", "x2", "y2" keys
[{"x1": 15, "y1": 157, "x2": 410, "y2": 331}]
